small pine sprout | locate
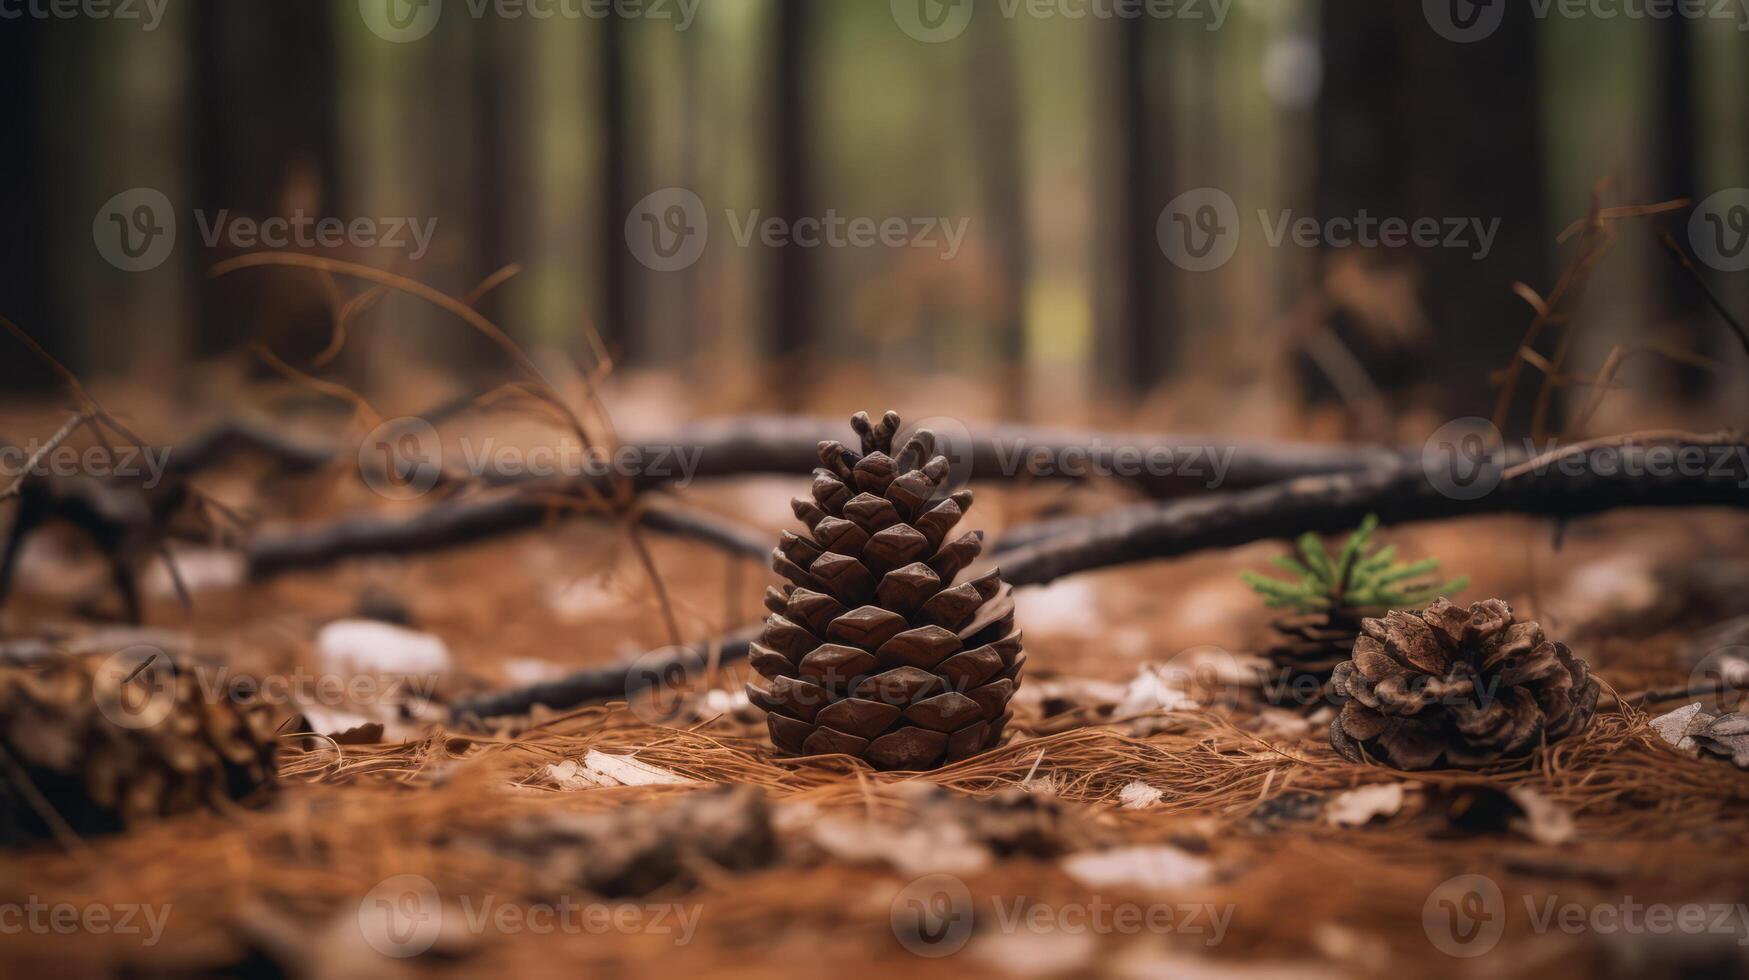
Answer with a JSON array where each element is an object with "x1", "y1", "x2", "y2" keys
[{"x1": 1240, "y1": 514, "x2": 1468, "y2": 615}]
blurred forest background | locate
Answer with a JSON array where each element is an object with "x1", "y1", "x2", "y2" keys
[{"x1": 0, "y1": 0, "x2": 1745, "y2": 440}]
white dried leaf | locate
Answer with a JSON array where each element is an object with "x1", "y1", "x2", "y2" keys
[
  {"x1": 1061, "y1": 845, "x2": 1211, "y2": 892},
  {"x1": 1323, "y1": 783, "x2": 1408, "y2": 827},
  {"x1": 316, "y1": 619, "x2": 451, "y2": 681},
  {"x1": 809, "y1": 816, "x2": 990, "y2": 876},
  {"x1": 971, "y1": 928, "x2": 1097, "y2": 978},
  {"x1": 582, "y1": 749, "x2": 696, "y2": 786},
  {"x1": 1115, "y1": 665, "x2": 1198, "y2": 716},
  {"x1": 1695, "y1": 711, "x2": 1749, "y2": 768},
  {"x1": 544, "y1": 760, "x2": 613, "y2": 790},
  {"x1": 1119, "y1": 781, "x2": 1164, "y2": 810},
  {"x1": 1648, "y1": 702, "x2": 1710, "y2": 756},
  {"x1": 1507, "y1": 787, "x2": 1575, "y2": 845}
]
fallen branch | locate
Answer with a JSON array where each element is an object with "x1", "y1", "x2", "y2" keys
[
  {"x1": 243, "y1": 417, "x2": 1403, "y2": 574},
  {"x1": 448, "y1": 626, "x2": 760, "y2": 721},
  {"x1": 991, "y1": 440, "x2": 1749, "y2": 586},
  {"x1": 454, "y1": 441, "x2": 1749, "y2": 719},
  {"x1": 182, "y1": 413, "x2": 1401, "y2": 493}
]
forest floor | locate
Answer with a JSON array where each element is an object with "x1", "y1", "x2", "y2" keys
[{"x1": 3, "y1": 422, "x2": 1749, "y2": 978}]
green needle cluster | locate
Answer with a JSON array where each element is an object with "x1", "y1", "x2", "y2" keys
[{"x1": 1241, "y1": 514, "x2": 1469, "y2": 615}]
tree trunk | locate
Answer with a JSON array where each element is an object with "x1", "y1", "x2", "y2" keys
[
  {"x1": 598, "y1": 11, "x2": 634, "y2": 363},
  {"x1": 770, "y1": 0, "x2": 814, "y2": 408},
  {"x1": 1319, "y1": 2, "x2": 1548, "y2": 430},
  {"x1": 189, "y1": 0, "x2": 339, "y2": 361},
  {"x1": 0, "y1": 26, "x2": 61, "y2": 391},
  {"x1": 966, "y1": 14, "x2": 1032, "y2": 418}
]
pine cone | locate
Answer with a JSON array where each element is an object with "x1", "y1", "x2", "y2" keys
[
  {"x1": 1256, "y1": 608, "x2": 1366, "y2": 710},
  {"x1": 0, "y1": 652, "x2": 278, "y2": 842},
  {"x1": 1329, "y1": 598, "x2": 1599, "y2": 770},
  {"x1": 747, "y1": 411, "x2": 1023, "y2": 771}
]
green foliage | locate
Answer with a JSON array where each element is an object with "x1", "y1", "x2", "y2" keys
[{"x1": 1240, "y1": 514, "x2": 1469, "y2": 614}]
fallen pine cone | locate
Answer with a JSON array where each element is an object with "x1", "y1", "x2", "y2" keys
[
  {"x1": 0, "y1": 651, "x2": 278, "y2": 844},
  {"x1": 1329, "y1": 598, "x2": 1599, "y2": 770},
  {"x1": 748, "y1": 410, "x2": 1023, "y2": 770}
]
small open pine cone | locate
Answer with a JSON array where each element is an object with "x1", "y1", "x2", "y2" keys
[
  {"x1": 0, "y1": 653, "x2": 279, "y2": 843},
  {"x1": 1329, "y1": 598, "x2": 1599, "y2": 770}
]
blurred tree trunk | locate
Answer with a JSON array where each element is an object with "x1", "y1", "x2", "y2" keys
[
  {"x1": 189, "y1": 0, "x2": 338, "y2": 361},
  {"x1": 471, "y1": 16, "x2": 510, "y2": 325},
  {"x1": 0, "y1": 27, "x2": 60, "y2": 391},
  {"x1": 1095, "y1": 16, "x2": 1171, "y2": 399},
  {"x1": 1318, "y1": 1, "x2": 1548, "y2": 429},
  {"x1": 1651, "y1": 16, "x2": 1706, "y2": 400},
  {"x1": 598, "y1": 11, "x2": 634, "y2": 363},
  {"x1": 966, "y1": 14, "x2": 1031, "y2": 419},
  {"x1": 770, "y1": 0, "x2": 814, "y2": 409}
]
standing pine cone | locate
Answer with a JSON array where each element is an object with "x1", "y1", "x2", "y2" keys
[
  {"x1": 1329, "y1": 598, "x2": 1599, "y2": 770},
  {"x1": 0, "y1": 652, "x2": 279, "y2": 843},
  {"x1": 747, "y1": 411, "x2": 1023, "y2": 771}
]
